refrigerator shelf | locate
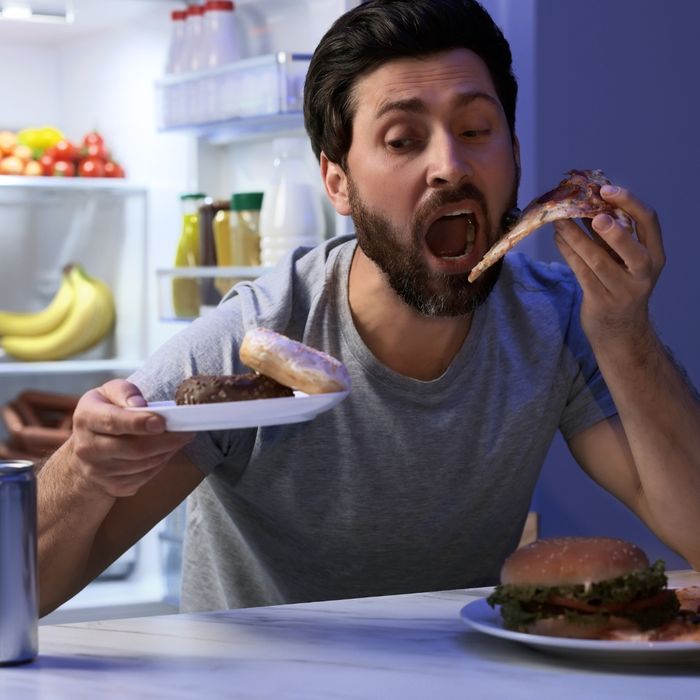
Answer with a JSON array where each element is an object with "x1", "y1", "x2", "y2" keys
[
  {"x1": 155, "y1": 52, "x2": 311, "y2": 137},
  {"x1": 0, "y1": 176, "x2": 145, "y2": 194},
  {"x1": 157, "y1": 266, "x2": 271, "y2": 321},
  {"x1": 0, "y1": 357, "x2": 142, "y2": 376},
  {"x1": 157, "y1": 265, "x2": 270, "y2": 279}
]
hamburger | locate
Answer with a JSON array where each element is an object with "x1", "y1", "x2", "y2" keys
[{"x1": 486, "y1": 537, "x2": 680, "y2": 639}]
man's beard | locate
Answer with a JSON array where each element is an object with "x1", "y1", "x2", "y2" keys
[{"x1": 347, "y1": 175, "x2": 518, "y2": 317}]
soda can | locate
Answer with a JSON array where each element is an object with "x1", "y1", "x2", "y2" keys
[{"x1": 0, "y1": 460, "x2": 38, "y2": 665}]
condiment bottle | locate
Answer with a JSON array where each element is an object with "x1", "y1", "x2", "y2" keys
[
  {"x1": 182, "y1": 4, "x2": 206, "y2": 73},
  {"x1": 164, "y1": 9, "x2": 187, "y2": 75},
  {"x1": 172, "y1": 193, "x2": 206, "y2": 319},
  {"x1": 258, "y1": 137, "x2": 326, "y2": 268},
  {"x1": 213, "y1": 191, "x2": 263, "y2": 297},
  {"x1": 198, "y1": 198, "x2": 230, "y2": 307},
  {"x1": 202, "y1": 1, "x2": 241, "y2": 68}
]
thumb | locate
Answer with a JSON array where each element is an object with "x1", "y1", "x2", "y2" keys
[{"x1": 99, "y1": 379, "x2": 147, "y2": 408}]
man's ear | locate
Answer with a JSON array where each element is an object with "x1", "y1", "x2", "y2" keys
[
  {"x1": 320, "y1": 152, "x2": 351, "y2": 216},
  {"x1": 512, "y1": 134, "x2": 521, "y2": 171}
]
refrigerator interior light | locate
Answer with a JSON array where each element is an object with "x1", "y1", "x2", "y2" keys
[{"x1": 0, "y1": 0, "x2": 74, "y2": 24}]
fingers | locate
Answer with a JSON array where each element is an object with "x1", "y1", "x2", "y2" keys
[
  {"x1": 590, "y1": 213, "x2": 651, "y2": 282},
  {"x1": 554, "y1": 223, "x2": 608, "y2": 294},
  {"x1": 553, "y1": 183, "x2": 665, "y2": 294},
  {"x1": 600, "y1": 184, "x2": 666, "y2": 273},
  {"x1": 67, "y1": 379, "x2": 197, "y2": 499},
  {"x1": 101, "y1": 378, "x2": 147, "y2": 408},
  {"x1": 75, "y1": 380, "x2": 166, "y2": 437},
  {"x1": 73, "y1": 430, "x2": 195, "y2": 472}
]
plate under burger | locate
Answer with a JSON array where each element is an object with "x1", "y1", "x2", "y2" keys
[
  {"x1": 461, "y1": 598, "x2": 700, "y2": 663},
  {"x1": 128, "y1": 390, "x2": 349, "y2": 431}
]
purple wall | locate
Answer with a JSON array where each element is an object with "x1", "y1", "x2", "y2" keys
[{"x1": 530, "y1": 0, "x2": 699, "y2": 568}]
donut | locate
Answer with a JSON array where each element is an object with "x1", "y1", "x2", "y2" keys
[
  {"x1": 175, "y1": 373, "x2": 293, "y2": 405},
  {"x1": 239, "y1": 327, "x2": 351, "y2": 394}
]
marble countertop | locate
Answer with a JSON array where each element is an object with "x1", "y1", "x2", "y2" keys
[{"x1": 2, "y1": 571, "x2": 698, "y2": 699}]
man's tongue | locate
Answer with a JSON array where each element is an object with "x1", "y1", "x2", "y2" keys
[{"x1": 426, "y1": 214, "x2": 476, "y2": 258}]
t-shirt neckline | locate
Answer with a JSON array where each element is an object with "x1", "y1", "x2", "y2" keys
[{"x1": 333, "y1": 238, "x2": 490, "y2": 399}]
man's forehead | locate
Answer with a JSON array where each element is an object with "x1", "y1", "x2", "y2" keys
[{"x1": 353, "y1": 49, "x2": 498, "y2": 116}]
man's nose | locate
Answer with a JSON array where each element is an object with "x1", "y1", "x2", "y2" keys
[{"x1": 426, "y1": 132, "x2": 472, "y2": 188}]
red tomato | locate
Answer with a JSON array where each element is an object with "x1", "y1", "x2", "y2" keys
[
  {"x1": 81, "y1": 141, "x2": 109, "y2": 160},
  {"x1": 47, "y1": 140, "x2": 80, "y2": 163},
  {"x1": 82, "y1": 130, "x2": 105, "y2": 148},
  {"x1": 52, "y1": 160, "x2": 76, "y2": 177},
  {"x1": 103, "y1": 160, "x2": 125, "y2": 178},
  {"x1": 38, "y1": 153, "x2": 55, "y2": 176},
  {"x1": 78, "y1": 156, "x2": 105, "y2": 177}
]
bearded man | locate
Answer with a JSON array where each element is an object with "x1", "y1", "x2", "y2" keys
[{"x1": 37, "y1": 0, "x2": 700, "y2": 615}]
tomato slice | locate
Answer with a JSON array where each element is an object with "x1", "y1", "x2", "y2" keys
[{"x1": 547, "y1": 590, "x2": 675, "y2": 614}]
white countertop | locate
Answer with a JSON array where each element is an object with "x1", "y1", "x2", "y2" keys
[{"x1": 2, "y1": 571, "x2": 699, "y2": 699}]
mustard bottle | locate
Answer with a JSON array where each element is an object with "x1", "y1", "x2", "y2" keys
[{"x1": 172, "y1": 192, "x2": 206, "y2": 319}]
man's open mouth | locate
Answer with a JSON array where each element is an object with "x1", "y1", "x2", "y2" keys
[{"x1": 425, "y1": 210, "x2": 477, "y2": 260}]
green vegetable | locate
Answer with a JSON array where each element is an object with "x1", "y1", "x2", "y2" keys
[{"x1": 487, "y1": 561, "x2": 680, "y2": 631}]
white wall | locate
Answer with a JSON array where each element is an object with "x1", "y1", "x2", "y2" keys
[{"x1": 0, "y1": 42, "x2": 60, "y2": 129}]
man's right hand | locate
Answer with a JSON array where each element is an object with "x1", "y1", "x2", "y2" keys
[{"x1": 68, "y1": 378, "x2": 195, "y2": 499}]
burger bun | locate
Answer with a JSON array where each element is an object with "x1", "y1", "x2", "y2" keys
[{"x1": 501, "y1": 537, "x2": 649, "y2": 587}]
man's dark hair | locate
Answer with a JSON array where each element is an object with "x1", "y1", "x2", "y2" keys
[{"x1": 303, "y1": 0, "x2": 518, "y2": 168}]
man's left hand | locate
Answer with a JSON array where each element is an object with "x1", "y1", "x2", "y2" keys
[{"x1": 553, "y1": 184, "x2": 666, "y2": 345}]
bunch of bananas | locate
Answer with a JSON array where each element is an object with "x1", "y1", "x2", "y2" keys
[{"x1": 0, "y1": 264, "x2": 116, "y2": 361}]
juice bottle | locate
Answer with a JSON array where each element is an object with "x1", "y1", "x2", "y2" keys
[{"x1": 172, "y1": 193, "x2": 206, "y2": 319}]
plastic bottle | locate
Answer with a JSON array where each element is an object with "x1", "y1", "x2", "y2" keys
[
  {"x1": 202, "y1": 1, "x2": 241, "y2": 68},
  {"x1": 172, "y1": 193, "x2": 207, "y2": 319},
  {"x1": 213, "y1": 192, "x2": 263, "y2": 297},
  {"x1": 165, "y1": 9, "x2": 187, "y2": 74},
  {"x1": 258, "y1": 138, "x2": 326, "y2": 267},
  {"x1": 183, "y1": 4, "x2": 206, "y2": 73},
  {"x1": 200, "y1": 1, "x2": 240, "y2": 122},
  {"x1": 163, "y1": 9, "x2": 188, "y2": 127}
]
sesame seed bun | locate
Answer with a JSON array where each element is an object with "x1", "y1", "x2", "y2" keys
[{"x1": 500, "y1": 537, "x2": 649, "y2": 587}]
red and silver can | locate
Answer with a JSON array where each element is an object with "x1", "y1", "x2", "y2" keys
[{"x1": 0, "y1": 460, "x2": 37, "y2": 665}]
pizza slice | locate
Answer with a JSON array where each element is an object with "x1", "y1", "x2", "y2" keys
[{"x1": 468, "y1": 169, "x2": 633, "y2": 283}]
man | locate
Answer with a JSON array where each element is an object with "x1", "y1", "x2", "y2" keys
[{"x1": 38, "y1": 0, "x2": 700, "y2": 615}]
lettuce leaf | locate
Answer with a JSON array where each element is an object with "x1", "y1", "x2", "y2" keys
[{"x1": 487, "y1": 561, "x2": 679, "y2": 631}]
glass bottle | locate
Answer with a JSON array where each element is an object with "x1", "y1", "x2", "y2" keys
[
  {"x1": 172, "y1": 193, "x2": 206, "y2": 319},
  {"x1": 258, "y1": 137, "x2": 326, "y2": 268},
  {"x1": 213, "y1": 191, "x2": 263, "y2": 297},
  {"x1": 199, "y1": 198, "x2": 230, "y2": 307}
]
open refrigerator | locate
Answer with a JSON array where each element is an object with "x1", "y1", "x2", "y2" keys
[
  {"x1": 0, "y1": 0, "x2": 363, "y2": 622},
  {"x1": 0, "y1": 0, "x2": 538, "y2": 621}
]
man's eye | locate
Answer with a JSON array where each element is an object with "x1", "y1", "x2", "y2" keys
[
  {"x1": 386, "y1": 137, "x2": 416, "y2": 151},
  {"x1": 463, "y1": 129, "x2": 491, "y2": 139}
]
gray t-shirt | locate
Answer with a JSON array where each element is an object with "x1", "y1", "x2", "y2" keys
[{"x1": 130, "y1": 236, "x2": 616, "y2": 612}]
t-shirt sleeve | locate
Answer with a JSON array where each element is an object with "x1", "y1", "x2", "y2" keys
[{"x1": 558, "y1": 285, "x2": 618, "y2": 440}]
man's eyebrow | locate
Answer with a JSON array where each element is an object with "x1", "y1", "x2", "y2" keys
[{"x1": 374, "y1": 91, "x2": 501, "y2": 120}]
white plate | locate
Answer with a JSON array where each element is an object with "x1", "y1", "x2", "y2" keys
[
  {"x1": 460, "y1": 598, "x2": 700, "y2": 663},
  {"x1": 128, "y1": 390, "x2": 349, "y2": 431}
]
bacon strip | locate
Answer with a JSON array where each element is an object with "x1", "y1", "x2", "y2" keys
[{"x1": 468, "y1": 169, "x2": 633, "y2": 282}]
